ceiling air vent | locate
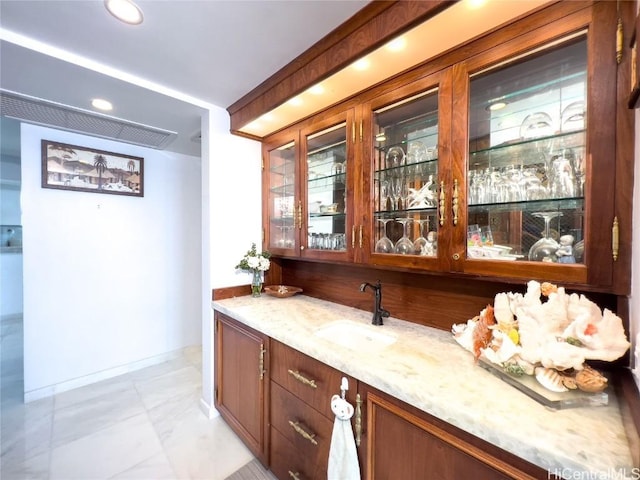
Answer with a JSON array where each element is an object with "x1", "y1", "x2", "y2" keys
[{"x1": 0, "y1": 89, "x2": 177, "y2": 150}]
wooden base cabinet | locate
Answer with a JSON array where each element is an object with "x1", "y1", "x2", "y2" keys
[
  {"x1": 363, "y1": 387, "x2": 549, "y2": 480},
  {"x1": 214, "y1": 312, "x2": 269, "y2": 465},
  {"x1": 269, "y1": 340, "x2": 361, "y2": 480}
]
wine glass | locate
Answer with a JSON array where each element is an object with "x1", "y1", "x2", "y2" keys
[
  {"x1": 413, "y1": 218, "x2": 430, "y2": 255},
  {"x1": 394, "y1": 218, "x2": 414, "y2": 255},
  {"x1": 528, "y1": 211, "x2": 563, "y2": 262},
  {"x1": 375, "y1": 218, "x2": 394, "y2": 253}
]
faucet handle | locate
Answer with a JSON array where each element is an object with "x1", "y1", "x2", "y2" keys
[{"x1": 381, "y1": 309, "x2": 390, "y2": 318}]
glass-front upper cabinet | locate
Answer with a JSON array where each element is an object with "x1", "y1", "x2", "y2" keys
[
  {"x1": 265, "y1": 137, "x2": 297, "y2": 255},
  {"x1": 303, "y1": 122, "x2": 348, "y2": 257},
  {"x1": 466, "y1": 36, "x2": 587, "y2": 268},
  {"x1": 371, "y1": 88, "x2": 440, "y2": 260}
]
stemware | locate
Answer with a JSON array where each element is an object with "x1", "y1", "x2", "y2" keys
[
  {"x1": 375, "y1": 218, "x2": 394, "y2": 253},
  {"x1": 528, "y1": 211, "x2": 563, "y2": 262},
  {"x1": 413, "y1": 218, "x2": 430, "y2": 255},
  {"x1": 394, "y1": 218, "x2": 414, "y2": 255}
]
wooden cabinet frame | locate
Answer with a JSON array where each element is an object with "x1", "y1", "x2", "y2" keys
[{"x1": 261, "y1": 1, "x2": 634, "y2": 295}]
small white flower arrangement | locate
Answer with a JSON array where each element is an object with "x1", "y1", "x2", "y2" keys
[{"x1": 235, "y1": 243, "x2": 271, "y2": 274}]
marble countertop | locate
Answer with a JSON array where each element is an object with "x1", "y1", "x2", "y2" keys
[{"x1": 212, "y1": 294, "x2": 636, "y2": 479}]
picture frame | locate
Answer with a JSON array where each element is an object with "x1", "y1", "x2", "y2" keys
[{"x1": 41, "y1": 140, "x2": 144, "y2": 197}]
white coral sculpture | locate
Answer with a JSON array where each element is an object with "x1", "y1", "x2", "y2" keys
[{"x1": 452, "y1": 280, "x2": 631, "y2": 393}]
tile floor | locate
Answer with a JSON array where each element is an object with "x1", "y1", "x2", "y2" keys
[{"x1": 0, "y1": 315, "x2": 257, "y2": 480}]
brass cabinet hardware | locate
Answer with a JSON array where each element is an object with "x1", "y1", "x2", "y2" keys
[
  {"x1": 439, "y1": 181, "x2": 446, "y2": 226},
  {"x1": 258, "y1": 345, "x2": 266, "y2": 380},
  {"x1": 288, "y1": 471, "x2": 301, "y2": 480},
  {"x1": 452, "y1": 179, "x2": 459, "y2": 226},
  {"x1": 297, "y1": 201, "x2": 302, "y2": 230},
  {"x1": 355, "y1": 393, "x2": 362, "y2": 447},
  {"x1": 288, "y1": 420, "x2": 318, "y2": 445},
  {"x1": 612, "y1": 216, "x2": 619, "y2": 261},
  {"x1": 359, "y1": 225, "x2": 363, "y2": 248},
  {"x1": 359, "y1": 120, "x2": 363, "y2": 142},
  {"x1": 287, "y1": 369, "x2": 318, "y2": 388},
  {"x1": 616, "y1": 17, "x2": 623, "y2": 64},
  {"x1": 352, "y1": 122, "x2": 356, "y2": 143},
  {"x1": 352, "y1": 225, "x2": 356, "y2": 248},
  {"x1": 452, "y1": 253, "x2": 461, "y2": 261}
]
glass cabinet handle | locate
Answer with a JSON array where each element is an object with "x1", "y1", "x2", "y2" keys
[
  {"x1": 439, "y1": 181, "x2": 446, "y2": 227},
  {"x1": 452, "y1": 179, "x2": 459, "y2": 226}
]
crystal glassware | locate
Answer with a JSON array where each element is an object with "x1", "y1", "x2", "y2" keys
[
  {"x1": 528, "y1": 211, "x2": 563, "y2": 262},
  {"x1": 413, "y1": 218, "x2": 430, "y2": 255},
  {"x1": 394, "y1": 218, "x2": 414, "y2": 255},
  {"x1": 375, "y1": 218, "x2": 394, "y2": 253}
]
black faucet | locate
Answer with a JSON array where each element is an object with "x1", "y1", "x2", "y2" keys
[{"x1": 359, "y1": 281, "x2": 390, "y2": 326}]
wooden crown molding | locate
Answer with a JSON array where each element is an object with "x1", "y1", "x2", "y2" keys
[{"x1": 226, "y1": 0, "x2": 454, "y2": 134}]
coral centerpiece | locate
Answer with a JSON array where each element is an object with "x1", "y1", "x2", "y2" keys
[{"x1": 452, "y1": 281, "x2": 631, "y2": 394}]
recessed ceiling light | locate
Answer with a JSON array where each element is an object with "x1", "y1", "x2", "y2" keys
[
  {"x1": 104, "y1": 0, "x2": 144, "y2": 25},
  {"x1": 352, "y1": 58, "x2": 371, "y2": 71},
  {"x1": 465, "y1": 0, "x2": 488, "y2": 9},
  {"x1": 91, "y1": 98, "x2": 113, "y2": 111},
  {"x1": 487, "y1": 101, "x2": 508, "y2": 111},
  {"x1": 385, "y1": 37, "x2": 407, "y2": 52},
  {"x1": 309, "y1": 84, "x2": 325, "y2": 95},
  {"x1": 288, "y1": 96, "x2": 303, "y2": 107}
]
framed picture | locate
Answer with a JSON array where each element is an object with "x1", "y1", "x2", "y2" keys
[{"x1": 41, "y1": 140, "x2": 144, "y2": 197}]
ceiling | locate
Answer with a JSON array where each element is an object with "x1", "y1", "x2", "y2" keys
[{"x1": 0, "y1": 0, "x2": 369, "y2": 157}]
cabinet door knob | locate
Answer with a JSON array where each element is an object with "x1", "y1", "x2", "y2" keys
[{"x1": 287, "y1": 369, "x2": 318, "y2": 388}]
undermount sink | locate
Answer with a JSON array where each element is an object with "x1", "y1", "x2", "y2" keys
[{"x1": 314, "y1": 320, "x2": 397, "y2": 353}]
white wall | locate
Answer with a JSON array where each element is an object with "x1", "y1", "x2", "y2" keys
[
  {"x1": 21, "y1": 123, "x2": 202, "y2": 400},
  {"x1": 199, "y1": 107, "x2": 262, "y2": 417}
]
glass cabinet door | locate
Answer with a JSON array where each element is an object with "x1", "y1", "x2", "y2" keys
[
  {"x1": 266, "y1": 140, "x2": 297, "y2": 253},
  {"x1": 372, "y1": 89, "x2": 440, "y2": 258},
  {"x1": 467, "y1": 36, "x2": 586, "y2": 266},
  {"x1": 304, "y1": 123, "x2": 348, "y2": 254}
]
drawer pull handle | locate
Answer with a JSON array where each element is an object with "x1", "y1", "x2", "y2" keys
[
  {"x1": 355, "y1": 393, "x2": 362, "y2": 447},
  {"x1": 288, "y1": 420, "x2": 318, "y2": 445},
  {"x1": 288, "y1": 471, "x2": 301, "y2": 480},
  {"x1": 287, "y1": 369, "x2": 317, "y2": 389}
]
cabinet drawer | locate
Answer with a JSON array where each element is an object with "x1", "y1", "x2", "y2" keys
[
  {"x1": 270, "y1": 426, "x2": 327, "y2": 480},
  {"x1": 270, "y1": 381, "x2": 333, "y2": 465},
  {"x1": 270, "y1": 340, "x2": 356, "y2": 419}
]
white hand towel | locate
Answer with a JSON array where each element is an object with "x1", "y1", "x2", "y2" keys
[{"x1": 327, "y1": 394, "x2": 361, "y2": 480}]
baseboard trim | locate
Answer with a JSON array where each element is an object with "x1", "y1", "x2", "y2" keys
[
  {"x1": 25, "y1": 346, "x2": 195, "y2": 403},
  {"x1": 199, "y1": 397, "x2": 220, "y2": 419}
]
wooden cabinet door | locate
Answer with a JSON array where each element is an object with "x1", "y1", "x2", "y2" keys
[
  {"x1": 263, "y1": 128, "x2": 300, "y2": 258},
  {"x1": 363, "y1": 387, "x2": 545, "y2": 480},
  {"x1": 214, "y1": 312, "x2": 269, "y2": 464}
]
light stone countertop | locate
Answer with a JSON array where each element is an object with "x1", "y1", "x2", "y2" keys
[{"x1": 212, "y1": 294, "x2": 636, "y2": 479}]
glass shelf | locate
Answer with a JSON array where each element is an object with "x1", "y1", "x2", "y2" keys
[
  {"x1": 469, "y1": 197, "x2": 584, "y2": 213},
  {"x1": 469, "y1": 130, "x2": 585, "y2": 170},
  {"x1": 269, "y1": 184, "x2": 295, "y2": 196}
]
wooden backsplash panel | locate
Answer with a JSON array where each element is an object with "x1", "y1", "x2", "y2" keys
[{"x1": 279, "y1": 259, "x2": 619, "y2": 333}]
